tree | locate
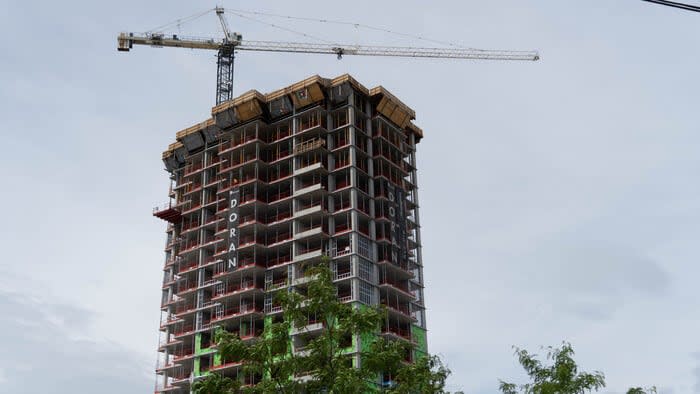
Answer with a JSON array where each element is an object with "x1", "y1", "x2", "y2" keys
[
  {"x1": 196, "y1": 257, "x2": 450, "y2": 393},
  {"x1": 499, "y1": 342, "x2": 605, "y2": 394},
  {"x1": 283, "y1": 262, "x2": 383, "y2": 393},
  {"x1": 214, "y1": 316, "x2": 301, "y2": 393},
  {"x1": 626, "y1": 388, "x2": 657, "y2": 394},
  {"x1": 387, "y1": 353, "x2": 451, "y2": 394},
  {"x1": 191, "y1": 371, "x2": 239, "y2": 394},
  {"x1": 499, "y1": 342, "x2": 655, "y2": 394}
]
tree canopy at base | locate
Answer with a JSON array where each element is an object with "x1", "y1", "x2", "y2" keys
[{"x1": 192, "y1": 259, "x2": 450, "y2": 393}]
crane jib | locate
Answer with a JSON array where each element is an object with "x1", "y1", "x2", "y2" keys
[
  {"x1": 118, "y1": 33, "x2": 539, "y2": 61},
  {"x1": 117, "y1": 30, "x2": 539, "y2": 102}
]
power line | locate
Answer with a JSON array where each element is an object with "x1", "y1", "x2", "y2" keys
[{"x1": 640, "y1": 0, "x2": 700, "y2": 13}]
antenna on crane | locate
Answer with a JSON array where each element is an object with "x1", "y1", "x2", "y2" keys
[{"x1": 118, "y1": 8, "x2": 539, "y2": 104}]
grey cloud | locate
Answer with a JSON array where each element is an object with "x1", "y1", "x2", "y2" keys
[
  {"x1": 0, "y1": 290, "x2": 150, "y2": 394},
  {"x1": 513, "y1": 240, "x2": 671, "y2": 321}
]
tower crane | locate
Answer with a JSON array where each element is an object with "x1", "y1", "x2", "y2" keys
[{"x1": 118, "y1": 7, "x2": 540, "y2": 104}]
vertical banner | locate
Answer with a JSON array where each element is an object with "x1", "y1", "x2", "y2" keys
[
  {"x1": 227, "y1": 188, "x2": 240, "y2": 271},
  {"x1": 387, "y1": 183, "x2": 407, "y2": 266}
]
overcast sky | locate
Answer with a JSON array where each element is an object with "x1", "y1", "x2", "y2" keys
[{"x1": 1, "y1": 0, "x2": 699, "y2": 393}]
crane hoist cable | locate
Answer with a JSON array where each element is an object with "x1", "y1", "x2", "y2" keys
[
  {"x1": 224, "y1": 8, "x2": 470, "y2": 49},
  {"x1": 227, "y1": 11, "x2": 337, "y2": 45}
]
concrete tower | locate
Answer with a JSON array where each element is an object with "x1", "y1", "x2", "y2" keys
[{"x1": 153, "y1": 74, "x2": 426, "y2": 392}]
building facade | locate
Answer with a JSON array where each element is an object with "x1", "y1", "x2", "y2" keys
[{"x1": 153, "y1": 75, "x2": 426, "y2": 392}]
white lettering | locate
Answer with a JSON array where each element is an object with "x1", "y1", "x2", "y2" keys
[
  {"x1": 229, "y1": 228, "x2": 237, "y2": 238},
  {"x1": 230, "y1": 197, "x2": 238, "y2": 209},
  {"x1": 228, "y1": 257, "x2": 238, "y2": 269},
  {"x1": 388, "y1": 207, "x2": 395, "y2": 217},
  {"x1": 229, "y1": 213, "x2": 238, "y2": 223}
]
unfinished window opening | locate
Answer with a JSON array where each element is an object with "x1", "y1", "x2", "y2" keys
[
  {"x1": 358, "y1": 258, "x2": 374, "y2": 282},
  {"x1": 296, "y1": 238, "x2": 326, "y2": 256},
  {"x1": 357, "y1": 194, "x2": 371, "y2": 216},
  {"x1": 296, "y1": 193, "x2": 325, "y2": 212},
  {"x1": 297, "y1": 216, "x2": 327, "y2": 234},
  {"x1": 359, "y1": 280, "x2": 374, "y2": 305},
  {"x1": 357, "y1": 235, "x2": 372, "y2": 260},
  {"x1": 267, "y1": 160, "x2": 292, "y2": 182},
  {"x1": 332, "y1": 235, "x2": 352, "y2": 257},
  {"x1": 333, "y1": 190, "x2": 352, "y2": 212},
  {"x1": 296, "y1": 150, "x2": 326, "y2": 170},
  {"x1": 331, "y1": 127, "x2": 350, "y2": 149},
  {"x1": 331, "y1": 108, "x2": 349, "y2": 129},
  {"x1": 267, "y1": 246, "x2": 292, "y2": 267},
  {"x1": 267, "y1": 181, "x2": 292, "y2": 203},
  {"x1": 353, "y1": 93, "x2": 367, "y2": 115},
  {"x1": 334, "y1": 259, "x2": 352, "y2": 280},
  {"x1": 296, "y1": 172, "x2": 326, "y2": 190},
  {"x1": 356, "y1": 173, "x2": 370, "y2": 195},
  {"x1": 297, "y1": 108, "x2": 326, "y2": 132},
  {"x1": 334, "y1": 169, "x2": 351, "y2": 191},
  {"x1": 333, "y1": 148, "x2": 351, "y2": 170},
  {"x1": 334, "y1": 212, "x2": 351, "y2": 234},
  {"x1": 266, "y1": 222, "x2": 292, "y2": 245}
]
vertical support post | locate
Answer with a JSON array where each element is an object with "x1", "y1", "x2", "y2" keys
[{"x1": 216, "y1": 47, "x2": 235, "y2": 105}]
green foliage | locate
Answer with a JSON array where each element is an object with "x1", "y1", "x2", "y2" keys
[
  {"x1": 215, "y1": 318, "x2": 301, "y2": 394},
  {"x1": 500, "y1": 342, "x2": 656, "y2": 394},
  {"x1": 197, "y1": 257, "x2": 450, "y2": 393},
  {"x1": 387, "y1": 354, "x2": 451, "y2": 394},
  {"x1": 626, "y1": 388, "x2": 657, "y2": 394},
  {"x1": 191, "y1": 372, "x2": 239, "y2": 394},
  {"x1": 284, "y1": 262, "x2": 383, "y2": 393},
  {"x1": 499, "y1": 342, "x2": 605, "y2": 394}
]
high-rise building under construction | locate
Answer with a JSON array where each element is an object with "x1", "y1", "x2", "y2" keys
[{"x1": 153, "y1": 74, "x2": 427, "y2": 392}]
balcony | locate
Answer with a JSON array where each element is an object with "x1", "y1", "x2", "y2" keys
[
  {"x1": 268, "y1": 232, "x2": 292, "y2": 247},
  {"x1": 183, "y1": 161, "x2": 204, "y2": 176},
  {"x1": 211, "y1": 305, "x2": 262, "y2": 323},
  {"x1": 293, "y1": 138, "x2": 326, "y2": 155},
  {"x1": 177, "y1": 261, "x2": 198, "y2": 274},
  {"x1": 265, "y1": 277, "x2": 288, "y2": 291},
  {"x1": 265, "y1": 210, "x2": 292, "y2": 226},
  {"x1": 213, "y1": 281, "x2": 261, "y2": 300},
  {"x1": 290, "y1": 322, "x2": 323, "y2": 336},
  {"x1": 294, "y1": 161, "x2": 327, "y2": 177},
  {"x1": 267, "y1": 255, "x2": 292, "y2": 268},
  {"x1": 153, "y1": 202, "x2": 182, "y2": 224},
  {"x1": 219, "y1": 134, "x2": 260, "y2": 154},
  {"x1": 294, "y1": 182, "x2": 326, "y2": 198},
  {"x1": 294, "y1": 225, "x2": 328, "y2": 241},
  {"x1": 294, "y1": 204, "x2": 324, "y2": 219},
  {"x1": 381, "y1": 326, "x2": 413, "y2": 342},
  {"x1": 268, "y1": 190, "x2": 292, "y2": 205},
  {"x1": 379, "y1": 279, "x2": 414, "y2": 299},
  {"x1": 293, "y1": 248, "x2": 325, "y2": 263}
]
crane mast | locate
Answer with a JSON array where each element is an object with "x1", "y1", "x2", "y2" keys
[{"x1": 117, "y1": 9, "x2": 539, "y2": 104}]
